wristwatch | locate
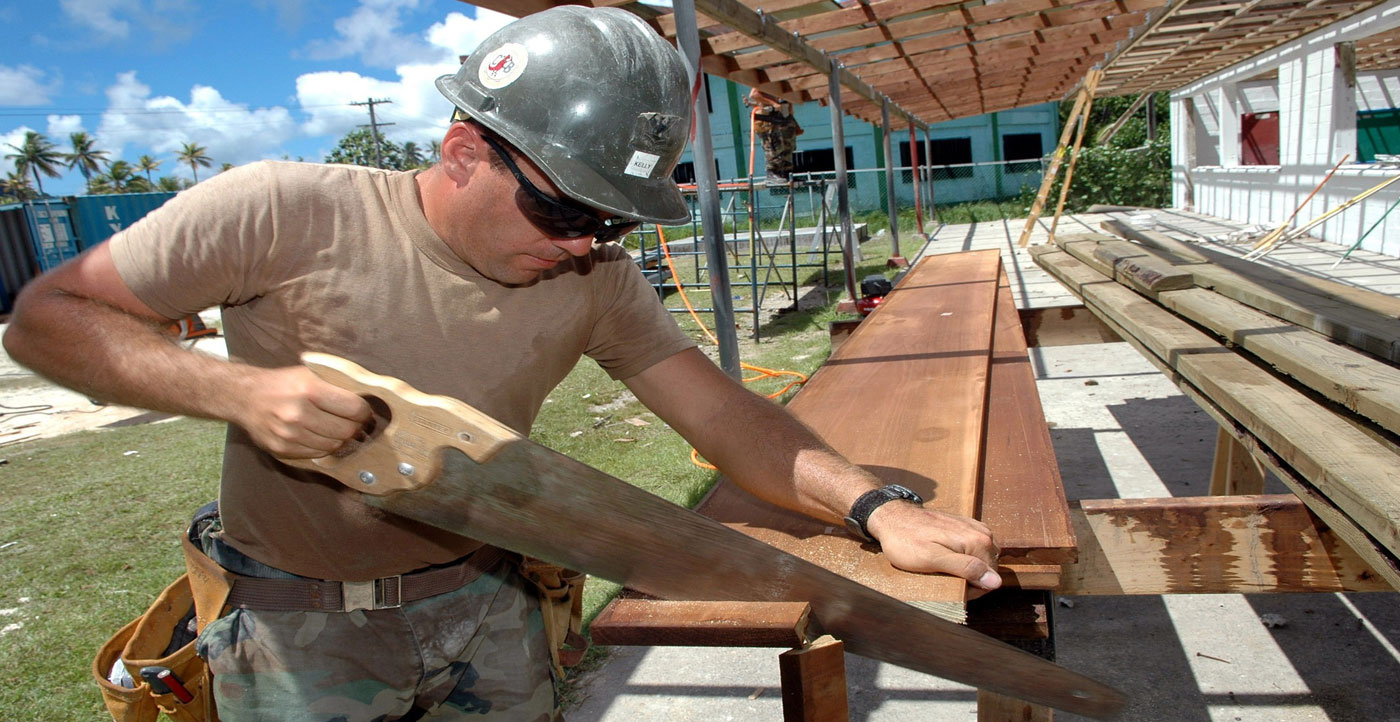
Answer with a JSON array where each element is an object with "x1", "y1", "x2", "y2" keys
[{"x1": 843, "y1": 484, "x2": 924, "y2": 543}]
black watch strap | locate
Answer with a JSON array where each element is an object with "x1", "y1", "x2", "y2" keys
[{"x1": 843, "y1": 484, "x2": 924, "y2": 543}]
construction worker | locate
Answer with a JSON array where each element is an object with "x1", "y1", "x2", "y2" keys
[
  {"x1": 747, "y1": 87, "x2": 804, "y2": 185},
  {"x1": 3, "y1": 7, "x2": 998, "y2": 721}
]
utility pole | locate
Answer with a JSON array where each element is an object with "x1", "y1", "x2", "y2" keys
[{"x1": 351, "y1": 97, "x2": 394, "y2": 168}]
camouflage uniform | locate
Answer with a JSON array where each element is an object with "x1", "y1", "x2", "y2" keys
[
  {"x1": 197, "y1": 523, "x2": 558, "y2": 722},
  {"x1": 753, "y1": 104, "x2": 802, "y2": 185}
]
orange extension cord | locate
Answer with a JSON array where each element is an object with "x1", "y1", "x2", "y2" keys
[{"x1": 656, "y1": 220, "x2": 808, "y2": 470}]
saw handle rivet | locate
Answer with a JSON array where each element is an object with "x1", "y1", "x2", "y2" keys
[
  {"x1": 397, "y1": 463, "x2": 415, "y2": 477},
  {"x1": 1070, "y1": 690, "x2": 1090, "y2": 699},
  {"x1": 457, "y1": 431, "x2": 474, "y2": 443},
  {"x1": 358, "y1": 471, "x2": 377, "y2": 486}
]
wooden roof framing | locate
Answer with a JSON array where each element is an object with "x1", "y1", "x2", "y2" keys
[{"x1": 461, "y1": 0, "x2": 1394, "y2": 126}]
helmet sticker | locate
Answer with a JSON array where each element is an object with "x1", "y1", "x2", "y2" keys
[
  {"x1": 625, "y1": 151, "x2": 661, "y2": 178},
  {"x1": 479, "y1": 43, "x2": 528, "y2": 90}
]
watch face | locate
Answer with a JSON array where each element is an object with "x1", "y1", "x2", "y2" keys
[{"x1": 886, "y1": 484, "x2": 924, "y2": 504}]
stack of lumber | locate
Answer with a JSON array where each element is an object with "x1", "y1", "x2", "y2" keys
[
  {"x1": 594, "y1": 249, "x2": 1077, "y2": 646},
  {"x1": 1030, "y1": 222, "x2": 1400, "y2": 590}
]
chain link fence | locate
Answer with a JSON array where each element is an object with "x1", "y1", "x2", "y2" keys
[{"x1": 627, "y1": 158, "x2": 1049, "y2": 339}]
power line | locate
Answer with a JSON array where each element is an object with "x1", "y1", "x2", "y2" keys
[{"x1": 350, "y1": 97, "x2": 394, "y2": 168}]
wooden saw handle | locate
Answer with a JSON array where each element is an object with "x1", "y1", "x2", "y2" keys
[{"x1": 279, "y1": 352, "x2": 520, "y2": 495}]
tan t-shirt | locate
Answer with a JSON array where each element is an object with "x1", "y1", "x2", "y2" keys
[{"x1": 109, "y1": 161, "x2": 694, "y2": 580}]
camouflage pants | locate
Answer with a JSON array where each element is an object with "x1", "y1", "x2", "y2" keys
[{"x1": 197, "y1": 527, "x2": 559, "y2": 721}]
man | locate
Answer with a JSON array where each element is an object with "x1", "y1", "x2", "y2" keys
[
  {"x1": 746, "y1": 87, "x2": 803, "y2": 185},
  {"x1": 4, "y1": 7, "x2": 997, "y2": 721}
]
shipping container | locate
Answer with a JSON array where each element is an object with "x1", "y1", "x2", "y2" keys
[
  {"x1": 67, "y1": 191, "x2": 178, "y2": 249},
  {"x1": 22, "y1": 200, "x2": 79, "y2": 273},
  {"x1": 0, "y1": 203, "x2": 46, "y2": 314}
]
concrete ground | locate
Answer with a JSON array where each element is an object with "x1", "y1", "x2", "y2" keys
[{"x1": 567, "y1": 211, "x2": 1400, "y2": 722}]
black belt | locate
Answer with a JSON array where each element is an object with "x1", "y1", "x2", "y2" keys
[{"x1": 224, "y1": 546, "x2": 509, "y2": 613}]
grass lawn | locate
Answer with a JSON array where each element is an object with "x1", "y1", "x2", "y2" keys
[{"x1": 0, "y1": 232, "x2": 902, "y2": 720}]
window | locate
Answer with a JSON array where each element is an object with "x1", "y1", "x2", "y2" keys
[
  {"x1": 672, "y1": 161, "x2": 695, "y2": 185},
  {"x1": 915, "y1": 137, "x2": 974, "y2": 179},
  {"x1": 1002, "y1": 133, "x2": 1043, "y2": 173},
  {"x1": 1241, "y1": 112, "x2": 1280, "y2": 165},
  {"x1": 1359, "y1": 108, "x2": 1400, "y2": 162},
  {"x1": 791, "y1": 147, "x2": 857, "y2": 187}
]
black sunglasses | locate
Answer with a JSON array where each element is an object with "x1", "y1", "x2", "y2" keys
[{"x1": 478, "y1": 133, "x2": 639, "y2": 244}]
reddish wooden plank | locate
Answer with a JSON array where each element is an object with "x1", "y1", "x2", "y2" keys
[
  {"x1": 980, "y1": 267, "x2": 1077, "y2": 564},
  {"x1": 700, "y1": 250, "x2": 1004, "y2": 604},
  {"x1": 590, "y1": 599, "x2": 812, "y2": 647}
]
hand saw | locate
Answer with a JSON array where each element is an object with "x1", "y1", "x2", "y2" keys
[{"x1": 281, "y1": 352, "x2": 1124, "y2": 719}]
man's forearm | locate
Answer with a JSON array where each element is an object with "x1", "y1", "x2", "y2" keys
[{"x1": 4, "y1": 288, "x2": 255, "y2": 424}]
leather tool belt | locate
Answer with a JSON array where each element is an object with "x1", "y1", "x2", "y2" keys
[{"x1": 221, "y1": 546, "x2": 509, "y2": 613}]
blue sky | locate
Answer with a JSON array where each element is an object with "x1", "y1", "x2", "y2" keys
[{"x1": 0, "y1": 0, "x2": 520, "y2": 195}]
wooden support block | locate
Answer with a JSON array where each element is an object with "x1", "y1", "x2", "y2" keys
[
  {"x1": 1018, "y1": 305, "x2": 1122, "y2": 348},
  {"x1": 978, "y1": 690, "x2": 1054, "y2": 722},
  {"x1": 1061, "y1": 495, "x2": 1390, "y2": 595},
  {"x1": 997, "y1": 564, "x2": 1063, "y2": 590},
  {"x1": 1210, "y1": 426, "x2": 1266, "y2": 496},
  {"x1": 967, "y1": 588, "x2": 1051, "y2": 641},
  {"x1": 589, "y1": 599, "x2": 812, "y2": 648},
  {"x1": 779, "y1": 635, "x2": 850, "y2": 722},
  {"x1": 828, "y1": 319, "x2": 861, "y2": 354}
]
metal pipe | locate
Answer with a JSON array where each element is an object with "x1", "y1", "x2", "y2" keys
[
  {"x1": 830, "y1": 60, "x2": 857, "y2": 301},
  {"x1": 882, "y1": 99, "x2": 900, "y2": 258},
  {"x1": 674, "y1": 0, "x2": 740, "y2": 377}
]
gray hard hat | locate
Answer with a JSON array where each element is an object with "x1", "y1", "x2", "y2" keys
[{"x1": 436, "y1": 6, "x2": 693, "y2": 225}]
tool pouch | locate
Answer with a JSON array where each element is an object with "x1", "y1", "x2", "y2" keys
[
  {"x1": 518, "y1": 556, "x2": 589, "y2": 678},
  {"x1": 92, "y1": 574, "x2": 216, "y2": 722}
]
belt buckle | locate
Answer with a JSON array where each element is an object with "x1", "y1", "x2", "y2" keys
[{"x1": 341, "y1": 577, "x2": 402, "y2": 612}]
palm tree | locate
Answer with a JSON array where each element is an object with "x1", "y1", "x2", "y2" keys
[
  {"x1": 155, "y1": 176, "x2": 185, "y2": 192},
  {"x1": 429, "y1": 140, "x2": 442, "y2": 163},
  {"x1": 136, "y1": 155, "x2": 161, "y2": 185},
  {"x1": 1, "y1": 171, "x2": 34, "y2": 201},
  {"x1": 5, "y1": 131, "x2": 64, "y2": 197},
  {"x1": 403, "y1": 141, "x2": 424, "y2": 168},
  {"x1": 65, "y1": 132, "x2": 110, "y2": 193},
  {"x1": 96, "y1": 160, "x2": 138, "y2": 194},
  {"x1": 177, "y1": 142, "x2": 213, "y2": 183}
]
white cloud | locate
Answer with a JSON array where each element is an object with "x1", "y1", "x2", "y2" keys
[
  {"x1": 47, "y1": 115, "x2": 86, "y2": 140},
  {"x1": 426, "y1": 9, "x2": 514, "y2": 63},
  {"x1": 58, "y1": 0, "x2": 198, "y2": 48},
  {"x1": 96, "y1": 72, "x2": 297, "y2": 175},
  {"x1": 294, "y1": 9, "x2": 514, "y2": 151},
  {"x1": 0, "y1": 65, "x2": 57, "y2": 105},
  {"x1": 303, "y1": 0, "x2": 440, "y2": 69},
  {"x1": 59, "y1": 0, "x2": 137, "y2": 41}
]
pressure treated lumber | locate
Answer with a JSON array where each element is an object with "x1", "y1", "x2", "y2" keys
[
  {"x1": 1155, "y1": 286, "x2": 1400, "y2": 436},
  {"x1": 1054, "y1": 233, "x2": 1194, "y2": 294},
  {"x1": 1210, "y1": 428, "x2": 1266, "y2": 496},
  {"x1": 1032, "y1": 247, "x2": 1400, "y2": 589},
  {"x1": 589, "y1": 599, "x2": 812, "y2": 648},
  {"x1": 981, "y1": 266, "x2": 1076, "y2": 564},
  {"x1": 1061, "y1": 495, "x2": 1388, "y2": 595},
  {"x1": 1060, "y1": 232, "x2": 1400, "y2": 435},
  {"x1": 700, "y1": 250, "x2": 1004, "y2": 606},
  {"x1": 1102, "y1": 220, "x2": 1400, "y2": 362}
]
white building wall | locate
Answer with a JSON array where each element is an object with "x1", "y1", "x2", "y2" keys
[{"x1": 1170, "y1": 0, "x2": 1400, "y2": 257}]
